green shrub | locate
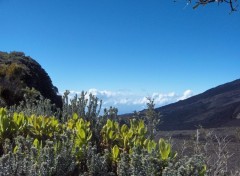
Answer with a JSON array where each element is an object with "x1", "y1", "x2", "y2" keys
[{"x1": 0, "y1": 93, "x2": 208, "y2": 175}]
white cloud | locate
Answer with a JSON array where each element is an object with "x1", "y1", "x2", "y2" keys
[
  {"x1": 61, "y1": 89, "x2": 193, "y2": 114},
  {"x1": 177, "y1": 89, "x2": 193, "y2": 101}
]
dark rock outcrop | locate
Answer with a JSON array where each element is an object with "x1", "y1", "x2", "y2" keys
[
  {"x1": 0, "y1": 51, "x2": 62, "y2": 108},
  {"x1": 156, "y1": 79, "x2": 240, "y2": 130}
]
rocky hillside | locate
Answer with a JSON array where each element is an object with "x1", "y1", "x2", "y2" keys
[
  {"x1": 0, "y1": 51, "x2": 62, "y2": 108},
  {"x1": 156, "y1": 79, "x2": 240, "y2": 130}
]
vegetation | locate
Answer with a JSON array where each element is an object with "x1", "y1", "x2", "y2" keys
[
  {"x1": 0, "y1": 92, "x2": 211, "y2": 176},
  {"x1": 0, "y1": 52, "x2": 238, "y2": 175}
]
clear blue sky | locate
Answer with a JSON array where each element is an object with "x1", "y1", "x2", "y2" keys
[{"x1": 0, "y1": 0, "x2": 239, "y2": 113}]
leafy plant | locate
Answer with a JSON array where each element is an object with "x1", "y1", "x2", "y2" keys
[
  {"x1": 111, "y1": 145, "x2": 120, "y2": 162},
  {"x1": 0, "y1": 108, "x2": 15, "y2": 140},
  {"x1": 101, "y1": 119, "x2": 120, "y2": 148},
  {"x1": 28, "y1": 115, "x2": 60, "y2": 139},
  {"x1": 159, "y1": 138, "x2": 172, "y2": 160},
  {"x1": 0, "y1": 93, "x2": 211, "y2": 176}
]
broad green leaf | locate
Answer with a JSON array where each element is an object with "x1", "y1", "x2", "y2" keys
[
  {"x1": 79, "y1": 119, "x2": 84, "y2": 126},
  {"x1": 87, "y1": 131, "x2": 92, "y2": 141},
  {"x1": 199, "y1": 164, "x2": 207, "y2": 176},
  {"x1": 159, "y1": 138, "x2": 171, "y2": 160},
  {"x1": 123, "y1": 138, "x2": 128, "y2": 149},
  {"x1": 144, "y1": 139, "x2": 149, "y2": 146},
  {"x1": 138, "y1": 127, "x2": 145, "y2": 136},
  {"x1": 107, "y1": 119, "x2": 112, "y2": 128},
  {"x1": 13, "y1": 145, "x2": 18, "y2": 154},
  {"x1": 109, "y1": 130, "x2": 115, "y2": 140},
  {"x1": 170, "y1": 151, "x2": 178, "y2": 159},
  {"x1": 114, "y1": 121, "x2": 119, "y2": 129},
  {"x1": 13, "y1": 113, "x2": 19, "y2": 125},
  {"x1": 73, "y1": 113, "x2": 78, "y2": 120},
  {"x1": 139, "y1": 120, "x2": 145, "y2": 129},
  {"x1": 78, "y1": 128, "x2": 86, "y2": 140},
  {"x1": 127, "y1": 130, "x2": 133, "y2": 139},
  {"x1": 147, "y1": 140, "x2": 156, "y2": 153},
  {"x1": 2, "y1": 117, "x2": 9, "y2": 132},
  {"x1": 121, "y1": 124, "x2": 128, "y2": 134},
  {"x1": 0, "y1": 108, "x2": 6, "y2": 116},
  {"x1": 133, "y1": 138, "x2": 141, "y2": 147},
  {"x1": 112, "y1": 145, "x2": 120, "y2": 161},
  {"x1": 33, "y1": 138, "x2": 39, "y2": 148},
  {"x1": 51, "y1": 119, "x2": 59, "y2": 127},
  {"x1": 67, "y1": 121, "x2": 74, "y2": 129}
]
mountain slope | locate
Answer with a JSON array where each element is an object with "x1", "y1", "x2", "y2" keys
[
  {"x1": 156, "y1": 79, "x2": 240, "y2": 130},
  {"x1": 0, "y1": 51, "x2": 62, "y2": 108}
]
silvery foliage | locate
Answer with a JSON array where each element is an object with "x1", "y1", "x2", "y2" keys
[
  {"x1": 129, "y1": 147, "x2": 146, "y2": 176},
  {"x1": 0, "y1": 133, "x2": 75, "y2": 176},
  {"x1": 144, "y1": 98, "x2": 161, "y2": 140},
  {"x1": 83, "y1": 145, "x2": 112, "y2": 175},
  {"x1": 116, "y1": 147, "x2": 206, "y2": 176},
  {"x1": 62, "y1": 90, "x2": 102, "y2": 123},
  {"x1": 141, "y1": 151, "x2": 162, "y2": 176},
  {"x1": 9, "y1": 90, "x2": 104, "y2": 124},
  {"x1": 117, "y1": 152, "x2": 131, "y2": 176},
  {"x1": 9, "y1": 89, "x2": 59, "y2": 117},
  {"x1": 162, "y1": 155, "x2": 206, "y2": 176},
  {"x1": 1, "y1": 90, "x2": 213, "y2": 175},
  {"x1": 75, "y1": 144, "x2": 117, "y2": 176},
  {"x1": 127, "y1": 147, "x2": 162, "y2": 176},
  {"x1": 0, "y1": 137, "x2": 34, "y2": 176}
]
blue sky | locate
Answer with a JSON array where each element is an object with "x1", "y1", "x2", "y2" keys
[{"x1": 0, "y1": 0, "x2": 239, "y2": 113}]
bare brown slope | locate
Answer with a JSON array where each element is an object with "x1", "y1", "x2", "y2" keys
[{"x1": 156, "y1": 79, "x2": 240, "y2": 130}]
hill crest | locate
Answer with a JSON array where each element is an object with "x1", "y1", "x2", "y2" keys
[{"x1": 156, "y1": 79, "x2": 240, "y2": 130}]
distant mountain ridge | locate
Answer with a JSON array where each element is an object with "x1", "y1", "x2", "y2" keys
[{"x1": 155, "y1": 79, "x2": 240, "y2": 130}]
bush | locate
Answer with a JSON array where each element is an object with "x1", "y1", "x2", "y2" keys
[{"x1": 0, "y1": 93, "x2": 208, "y2": 175}]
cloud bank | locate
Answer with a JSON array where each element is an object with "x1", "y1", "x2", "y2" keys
[{"x1": 64, "y1": 89, "x2": 193, "y2": 114}]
